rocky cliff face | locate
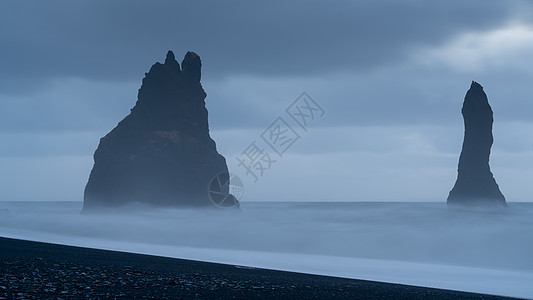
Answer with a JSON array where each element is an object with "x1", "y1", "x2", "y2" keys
[
  {"x1": 447, "y1": 81, "x2": 506, "y2": 206},
  {"x1": 83, "y1": 51, "x2": 237, "y2": 211}
]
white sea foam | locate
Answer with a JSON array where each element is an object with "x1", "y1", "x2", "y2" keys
[{"x1": 0, "y1": 201, "x2": 532, "y2": 298}]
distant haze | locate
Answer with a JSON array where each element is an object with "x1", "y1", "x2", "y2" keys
[
  {"x1": 1, "y1": 201, "x2": 532, "y2": 298},
  {"x1": 1, "y1": 1, "x2": 532, "y2": 202}
]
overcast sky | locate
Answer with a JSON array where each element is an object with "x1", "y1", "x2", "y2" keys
[{"x1": 1, "y1": 0, "x2": 532, "y2": 202}]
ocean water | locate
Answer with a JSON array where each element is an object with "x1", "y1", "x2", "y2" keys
[{"x1": 0, "y1": 201, "x2": 532, "y2": 298}]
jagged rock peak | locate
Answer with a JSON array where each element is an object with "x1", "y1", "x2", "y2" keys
[
  {"x1": 163, "y1": 50, "x2": 180, "y2": 71},
  {"x1": 470, "y1": 80, "x2": 482, "y2": 90},
  {"x1": 165, "y1": 50, "x2": 176, "y2": 64},
  {"x1": 182, "y1": 51, "x2": 201, "y2": 83},
  {"x1": 464, "y1": 81, "x2": 490, "y2": 107}
]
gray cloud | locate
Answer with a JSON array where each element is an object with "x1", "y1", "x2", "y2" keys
[
  {"x1": 2, "y1": 0, "x2": 531, "y2": 131},
  {"x1": 0, "y1": 0, "x2": 526, "y2": 94},
  {"x1": 1, "y1": 1, "x2": 532, "y2": 203},
  {"x1": 0, "y1": 78, "x2": 137, "y2": 133}
]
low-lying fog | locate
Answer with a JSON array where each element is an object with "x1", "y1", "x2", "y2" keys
[{"x1": 0, "y1": 201, "x2": 532, "y2": 298}]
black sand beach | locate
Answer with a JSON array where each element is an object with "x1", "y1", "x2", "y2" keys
[{"x1": 0, "y1": 237, "x2": 517, "y2": 299}]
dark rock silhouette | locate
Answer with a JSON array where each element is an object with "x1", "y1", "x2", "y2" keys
[
  {"x1": 447, "y1": 81, "x2": 506, "y2": 207},
  {"x1": 83, "y1": 51, "x2": 238, "y2": 212}
]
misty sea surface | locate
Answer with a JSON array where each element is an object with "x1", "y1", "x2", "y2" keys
[{"x1": 1, "y1": 201, "x2": 532, "y2": 298}]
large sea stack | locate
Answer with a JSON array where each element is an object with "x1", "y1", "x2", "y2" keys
[
  {"x1": 447, "y1": 81, "x2": 506, "y2": 207},
  {"x1": 83, "y1": 51, "x2": 237, "y2": 212}
]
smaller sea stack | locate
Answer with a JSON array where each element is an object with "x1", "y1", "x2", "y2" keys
[{"x1": 447, "y1": 81, "x2": 506, "y2": 207}]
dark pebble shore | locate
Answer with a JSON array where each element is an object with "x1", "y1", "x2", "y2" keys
[{"x1": 0, "y1": 237, "x2": 518, "y2": 300}]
